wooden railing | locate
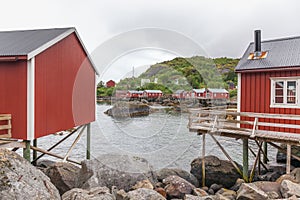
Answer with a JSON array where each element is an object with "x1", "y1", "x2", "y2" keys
[
  {"x1": 0, "y1": 114, "x2": 12, "y2": 138},
  {"x1": 188, "y1": 108, "x2": 300, "y2": 145}
]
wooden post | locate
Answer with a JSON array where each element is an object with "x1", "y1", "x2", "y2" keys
[
  {"x1": 23, "y1": 140, "x2": 31, "y2": 162},
  {"x1": 202, "y1": 133, "x2": 206, "y2": 187},
  {"x1": 287, "y1": 144, "x2": 291, "y2": 174},
  {"x1": 32, "y1": 139, "x2": 37, "y2": 165},
  {"x1": 263, "y1": 142, "x2": 268, "y2": 164},
  {"x1": 242, "y1": 139, "x2": 249, "y2": 182},
  {"x1": 86, "y1": 123, "x2": 91, "y2": 160}
]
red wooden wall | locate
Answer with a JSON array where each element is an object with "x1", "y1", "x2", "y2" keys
[
  {"x1": 35, "y1": 33, "x2": 95, "y2": 138},
  {"x1": 0, "y1": 60, "x2": 27, "y2": 139},
  {"x1": 240, "y1": 69, "x2": 300, "y2": 133}
]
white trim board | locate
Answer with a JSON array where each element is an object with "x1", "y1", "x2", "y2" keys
[
  {"x1": 27, "y1": 57, "x2": 35, "y2": 140},
  {"x1": 237, "y1": 73, "x2": 241, "y2": 128}
]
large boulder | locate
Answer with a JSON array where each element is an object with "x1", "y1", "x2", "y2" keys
[
  {"x1": 280, "y1": 180, "x2": 300, "y2": 198},
  {"x1": 0, "y1": 148, "x2": 60, "y2": 200},
  {"x1": 45, "y1": 162, "x2": 81, "y2": 195},
  {"x1": 237, "y1": 181, "x2": 281, "y2": 200},
  {"x1": 77, "y1": 154, "x2": 157, "y2": 191},
  {"x1": 62, "y1": 187, "x2": 114, "y2": 200},
  {"x1": 126, "y1": 188, "x2": 166, "y2": 200},
  {"x1": 105, "y1": 102, "x2": 150, "y2": 118},
  {"x1": 190, "y1": 155, "x2": 242, "y2": 188},
  {"x1": 157, "y1": 168, "x2": 199, "y2": 187},
  {"x1": 163, "y1": 175, "x2": 196, "y2": 199}
]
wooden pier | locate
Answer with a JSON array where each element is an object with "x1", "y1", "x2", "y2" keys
[{"x1": 188, "y1": 108, "x2": 300, "y2": 184}]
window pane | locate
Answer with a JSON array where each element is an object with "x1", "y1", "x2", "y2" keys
[
  {"x1": 287, "y1": 81, "x2": 296, "y2": 104},
  {"x1": 275, "y1": 81, "x2": 284, "y2": 104}
]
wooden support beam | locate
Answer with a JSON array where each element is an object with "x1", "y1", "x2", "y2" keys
[
  {"x1": 30, "y1": 146, "x2": 81, "y2": 165},
  {"x1": 249, "y1": 141, "x2": 263, "y2": 182},
  {"x1": 32, "y1": 139, "x2": 37, "y2": 165},
  {"x1": 287, "y1": 144, "x2": 291, "y2": 174},
  {"x1": 243, "y1": 139, "x2": 249, "y2": 182},
  {"x1": 202, "y1": 134, "x2": 206, "y2": 187},
  {"x1": 248, "y1": 146, "x2": 268, "y2": 172},
  {"x1": 210, "y1": 134, "x2": 243, "y2": 176},
  {"x1": 263, "y1": 142, "x2": 268, "y2": 164},
  {"x1": 268, "y1": 142, "x2": 300, "y2": 162},
  {"x1": 23, "y1": 140, "x2": 31, "y2": 162},
  {"x1": 255, "y1": 140, "x2": 269, "y2": 163},
  {"x1": 86, "y1": 123, "x2": 91, "y2": 160}
]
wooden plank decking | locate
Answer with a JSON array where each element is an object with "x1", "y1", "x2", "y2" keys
[{"x1": 0, "y1": 114, "x2": 11, "y2": 139}]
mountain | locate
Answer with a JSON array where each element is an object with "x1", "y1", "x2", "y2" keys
[{"x1": 116, "y1": 56, "x2": 239, "y2": 93}]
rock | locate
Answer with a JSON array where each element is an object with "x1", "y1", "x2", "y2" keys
[
  {"x1": 45, "y1": 162, "x2": 80, "y2": 195},
  {"x1": 36, "y1": 159, "x2": 56, "y2": 168},
  {"x1": 230, "y1": 178, "x2": 245, "y2": 191},
  {"x1": 105, "y1": 102, "x2": 150, "y2": 118},
  {"x1": 276, "y1": 174, "x2": 298, "y2": 184},
  {"x1": 280, "y1": 180, "x2": 300, "y2": 198},
  {"x1": 209, "y1": 183, "x2": 222, "y2": 193},
  {"x1": 0, "y1": 148, "x2": 60, "y2": 200},
  {"x1": 193, "y1": 188, "x2": 208, "y2": 196},
  {"x1": 190, "y1": 155, "x2": 242, "y2": 188},
  {"x1": 291, "y1": 168, "x2": 300, "y2": 182},
  {"x1": 126, "y1": 188, "x2": 166, "y2": 200},
  {"x1": 258, "y1": 171, "x2": 282, "y2": 182},
  {"x1": 237, "y1": 181, "x2": 281, "y2": 200},
  {"x1": 163, "y1": 175, "x2": 196, "y2": 199},
  {"x1": 155, "y1": 187, "x2": 167, "y2": 198},
  {"x1": 184, "y1": 194, "x2": 217, "y2": 200},
  {"x1": 208, "y1": 189, "x2": 214, "y2": 195},
  {"x1": 216, "y1": 189, "x2": 236, "y2": 200},
  {"x1": 62, "y1": 187, "x2": 114, "y2": 200},
  {"x1": 131, "y1": 179, "x2": 153, "y2": 190},
  {"x1": 157, "y1": 168, "x2": 199, "y2": 187},
  {"x1": 77, "y1": 154, "x2": 157, "y2": 192},
  {"x1": 115, "y1": 189, "x2": 127, "y2": 200}
]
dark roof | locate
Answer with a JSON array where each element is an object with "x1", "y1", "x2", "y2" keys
[
  {"x1": 0, "y1": 28, "x2": 72, "y2": 56},
  {"x1": 235, "y1": 36, "x2": 300, "y2": 71}
]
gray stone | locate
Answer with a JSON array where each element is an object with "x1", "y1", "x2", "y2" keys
[
  {"x1": 45, "y1": 162, "x2": 80, "y2": 195},
  {"x1": 0, "y1": 149, "x2": 60, "y2": 200},
  {"x1": 190, "y1": 156, "x2": 241, "y2": 188},
  {"x1": 216, "y1": 189, "x2": 236, "y2": 200},
  {"x1": 193, "y1": 188, "x2": 208, "y2": 197},
  {"x1": 163, "y1": 175, "x2": 196, "y2": 199},
  {"x1": 126, "y1": 188, "x2": 166, "y2": 200},
  {"x1": 280, "y1": 180, "x2": 300, "y2": 198},
  {"x1": 62, "y1": 187, "x2": 114, "y2": 200},
  {"x1": 230, "y1": 178, "x2": 245, "y2": 191},
  {"x1": 131, "y1": 179, "x2": 153, "y2": 190},
  {"x1": 115, "y1": 189, "x2": 127, "y2": 200},
  {"x1": 209, "y1": 183, "x2": 222, "y2": 193},
  {"x1": 184, "y1": 194, "x2": 217, "y2": 200},
  {"x1": 77, "y1": 154, "x2": 157, "y2": 191},
  {"x1": 157, "y1": 168, "x2": 199, "y2": 187}
]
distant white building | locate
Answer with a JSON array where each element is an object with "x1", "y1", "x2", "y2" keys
[{"x1": 141, "y1": 79, "x2": 150, "y2": 86}]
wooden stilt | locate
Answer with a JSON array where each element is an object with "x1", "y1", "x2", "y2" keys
[
  {"x1": 32, "y1": 139, "x2": 37, "y2": 165},
  {"x1": 86, "y1": 123, "x2": 91, "y2": 160},
  {"x1": 255, "y1": 140, "x2": 269, "y2": 163},
  {"x1": 263, "y1": 142, "x2": 268, "y2": 164},
  {"x1": 287, "y1": 144, "x2": 291, "y2": 174},
  {"x1": 249, "y1": 146, "x2": 268, "y2": 171},
  {"x1": 249, "y1": 141, "x2": 262, "y2": 182},
  {"x1": 210, "y1": 134, "x2": 242, "y2": 176},
  {"x1": 242, "y1": 139, "x2": 249, "y2": 182},
  {"x1": 63, "y1": 125, "x2": 86, "y2": 162},
  {"x1": 23, "y1": 140, "x2": 31, "y2": 162},
  {"x1": 202, "y1": 133, "x2": 206, "y2": 187}
]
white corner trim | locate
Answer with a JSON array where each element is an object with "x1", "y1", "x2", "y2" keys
[
  {"x1": 27, "y1": 28, "x2": 75, "y2": 59},
  {"x1": 237, "y1": 73, "x2": 241, "y2": 128},
  {"x1": 27, "y1": 57, "x2": 35, "y2": 140}
]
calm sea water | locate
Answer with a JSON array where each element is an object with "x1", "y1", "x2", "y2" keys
[{"x1": 34, "y1": 104, "x2": 278, "y2": 171}]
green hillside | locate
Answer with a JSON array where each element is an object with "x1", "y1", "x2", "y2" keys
[{"x1": 116, "y1": 56, "x2": 239, "y2": 94}]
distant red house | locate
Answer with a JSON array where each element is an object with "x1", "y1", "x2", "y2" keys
[
  {"x1": 115, "y1": 90, "x2": 127, "y2": 98},
  {"x1": 236, "y1": 30, "x2": 300, "y2": 133},
  {"x1": 127, "y1": 90, "x2": 143, "y2": 98},
  {"x1": 0, "y1": 27, "x2": 97, "y2": 140},
  {"x1": 106, "y1": 80, "x2": 116, "y2": 88},
  {"x1": 206, "y1": 88, "x2": 229, "y2": 99},
  {"x1": 173, "y1": 90, "x2": 188, "y2": 99},
  {"x1": 143, "y1": 90, "x2": 163, "y2": 98},
  {"x1": 192, "y1": 89, "x2": 206, "y2": 98}
]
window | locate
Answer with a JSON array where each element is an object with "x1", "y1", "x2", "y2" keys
[{"x1": 271, "y1": 78, "x2": 299, "y2": 108}]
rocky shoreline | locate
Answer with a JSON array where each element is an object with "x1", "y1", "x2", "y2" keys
[{"x1": 1, "y1": 149, "x2": 300, "y2": 200}]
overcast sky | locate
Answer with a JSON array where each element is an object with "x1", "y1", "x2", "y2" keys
[{"x1": 2, "y1": 0, "x2": 300, "y2": 82}]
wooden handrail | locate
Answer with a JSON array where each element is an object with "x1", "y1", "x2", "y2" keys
[{"x1": 0, "y1": 114, "x2": 12, "y2": 138}]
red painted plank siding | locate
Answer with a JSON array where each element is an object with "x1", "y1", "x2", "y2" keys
[
  {"x1": 35, "y1": 33, "x2": 95, "y2": 138},
  {"x1": 0, "y1": 61, "x2": 27, "y2": 139},
  {"x1": 240, "y1": 69, "x2": 300, "y2": 133}
]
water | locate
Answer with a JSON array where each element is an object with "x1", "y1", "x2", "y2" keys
[{"x1": 34, "y1": 104, "x2": 278, "y2": 171}]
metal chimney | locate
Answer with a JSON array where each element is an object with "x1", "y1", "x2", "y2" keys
[{"x1": 254, "y1": 30, "x2": 262, "y2": 57}]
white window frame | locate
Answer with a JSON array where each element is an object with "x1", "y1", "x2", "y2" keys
[{"x1": 270, "y1": 77, "x2": 299, "y2": 108}]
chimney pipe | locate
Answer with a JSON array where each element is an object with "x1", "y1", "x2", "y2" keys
[{"x1": 254, "y1": 30, "x2": 261, "y2": 57}]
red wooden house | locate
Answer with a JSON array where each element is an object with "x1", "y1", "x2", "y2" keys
[
  {"x1": 127, "y1": 90, "x2": 143, "y2": 98},
  {"x1": 143, "y1": 90, "x2": 163, "y2": 98},
  {"x1": 106, "y1": 80, "x2": 116, "y2": 88},
  {"x1": 192, "y1": 88, "x2": 206, "y2": 98},
  {"x1": 206, "y1": 88, "x2": 229, "y2": 99},
  {"x1": 0, "y1": 27, "x2": 97, "y2": 140},
  {"x1": 236, "y1": 30, "x2": 300, "y2": 133}
]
